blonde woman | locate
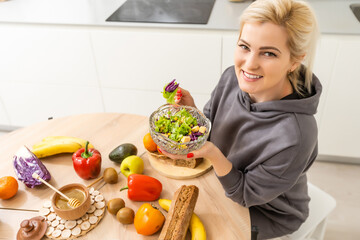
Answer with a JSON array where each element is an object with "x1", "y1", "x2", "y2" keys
[{"x1": 162, "y1": 0, "x2": 321, "y2": 238}]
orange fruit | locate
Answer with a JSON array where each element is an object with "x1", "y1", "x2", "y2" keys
[
  {"x1": 0, "y1": 176, "x2": 19, "y2": 200},
  {"x1": 143, "y1": 133, "x2": 157, "y2": 152}
]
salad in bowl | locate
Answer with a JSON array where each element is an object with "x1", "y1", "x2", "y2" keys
[{"x1": 149, "y1": 104, "x2": 211, "y2": 155}]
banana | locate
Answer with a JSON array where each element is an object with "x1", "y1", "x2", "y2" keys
[
  {"x1": 32, "y1": 139, "x2": 76, "y2": 149},
  {"x1": 38, "y1": 136, "x2": 94, "y2": 148},
  {"x1": 33, "y1": 136, "x2": 94, "y2": 149},
  {"x1": 32, "y1": 141, "x2": 82, "y2": 158},
  {"x1": 158, "y1": 199, "x2": 206, "y2": 240}
]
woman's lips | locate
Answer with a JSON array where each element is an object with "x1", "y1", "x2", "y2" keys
[{"x1": 242, "y1": 70, "x2": 263, "y2": 82}]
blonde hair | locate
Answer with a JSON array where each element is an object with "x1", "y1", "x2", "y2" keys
[{"x1": 239, "y1": 0, "x2": 319, "y2": 95}]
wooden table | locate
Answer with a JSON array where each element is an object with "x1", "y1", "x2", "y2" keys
[{"x1": 0, "y1": 113, "x2": 250, "y2": 240}]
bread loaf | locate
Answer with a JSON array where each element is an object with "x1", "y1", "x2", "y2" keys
[
  {"x1": 173, "y1": 158, "x2": 202, "y2": 168},
  {"x1": 148, "y1": 151, "x2": 202, "y2": 168},
  {"x1": 158, "y1": 185, "x2": 199, "y2": 240}
]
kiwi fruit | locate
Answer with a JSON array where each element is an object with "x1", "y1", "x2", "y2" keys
[
  {"x1": 107, "y1": 198, "x2": 125, "y2": 215},
  {"x1": 103, "y1": 167, "x2": 118, "y2": 184},
  {"x1": 116, "y1": 207, "x2": 135, "y2": 224}
]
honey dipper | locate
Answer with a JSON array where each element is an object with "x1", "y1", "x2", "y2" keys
[{"x1": 32, "y1": 173, "x2": 81, "y2": 208}]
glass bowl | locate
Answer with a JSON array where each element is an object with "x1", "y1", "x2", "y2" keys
[{"x1": 149, "y1": 104, "x2": 211, "y2": 155}]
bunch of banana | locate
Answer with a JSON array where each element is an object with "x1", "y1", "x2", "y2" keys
[
  {"x1": 32, "y1": 136, "x2": 94, "y2": 158},
  {"x1": 158, "y1": 199, "x2": 206, "y2": 240}
]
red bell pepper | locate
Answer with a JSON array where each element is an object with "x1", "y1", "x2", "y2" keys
[
  {"x1": 72, "y1": 141, "x2": 101, "y2": 180},
  {"x1": 120, "y1": 174, "x2": 162, "y2": 201}
]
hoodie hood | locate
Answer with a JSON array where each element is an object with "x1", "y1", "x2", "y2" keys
[{"x1": 239, "y1": 71, "x2": 322, "y2": 115}]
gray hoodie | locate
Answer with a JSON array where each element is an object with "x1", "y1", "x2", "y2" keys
[{"x1": 203, "y1": 66, "x2": 322, "y2": 239}]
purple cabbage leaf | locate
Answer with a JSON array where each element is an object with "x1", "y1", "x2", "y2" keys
[
  {"x1": 13, "y1": 146, "x2": 51, "y2": 188},
  {"x1": 165, "y1": 79, "x2": 179, "y2": 93}
]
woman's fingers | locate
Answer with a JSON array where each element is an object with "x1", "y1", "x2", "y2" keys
[
  {"x1": 174, "y1": 88, "x2": 183, "y2": 103},
  {"x1": 158, "y1": 147, "x2": 189, "y2": 160},
  {"x1": 174, "y1": 87, "x2": 194, "y2": 106}
]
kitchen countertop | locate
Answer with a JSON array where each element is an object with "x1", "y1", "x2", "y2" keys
[{"x1": 0, "y1": 0, "x2": 359, "y2": 34}]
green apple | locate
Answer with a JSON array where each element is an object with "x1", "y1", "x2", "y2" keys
[{"x1": 120, "y1": 155, "x2": 144, "y2": 177}]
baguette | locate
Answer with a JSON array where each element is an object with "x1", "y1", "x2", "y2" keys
[{"x1": 158, "y1": 185, "x2": 199, "y2": 240}]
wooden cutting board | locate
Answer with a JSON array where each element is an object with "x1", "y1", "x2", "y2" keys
[{"x1": 147, "y1": 152, "x2": 213, "y2": 179}]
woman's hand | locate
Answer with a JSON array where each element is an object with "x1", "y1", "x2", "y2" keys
[
  {"x1": 159, "y1": 141, "x2": 233, "y2": 177},
  {"x1": 159, "y1": 141, "x2": 214, "y2": 160},
  {"x1": 174, "y1": 87, "x2": 196, "y2": 108}
]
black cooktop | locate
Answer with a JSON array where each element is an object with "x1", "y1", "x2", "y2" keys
[{"x1": 106, "y1": 0, "x2": 216, "y2": 24}]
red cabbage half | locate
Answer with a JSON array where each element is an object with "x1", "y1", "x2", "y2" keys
[{"x1": 13, "y1": 146, "x2": 51, "y2": 188}]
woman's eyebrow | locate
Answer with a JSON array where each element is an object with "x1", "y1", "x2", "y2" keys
[
  {"x1": 239, "y1": 39, "x2": 250, "y2": 46},
  {"x1": 239, "y1": 39, "x2": 282, "y2": 54},
  {"x1": 260, "y1": 46, "x2": 282, "y2": 54}
]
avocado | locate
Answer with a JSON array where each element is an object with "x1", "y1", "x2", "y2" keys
[{"x1": 109, "y1": 143, "x2": 138, "y2": 163}]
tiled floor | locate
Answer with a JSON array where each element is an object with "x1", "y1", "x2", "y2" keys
[{"x1": 307, "y1": 160, "x2": 360, "y2": 239}]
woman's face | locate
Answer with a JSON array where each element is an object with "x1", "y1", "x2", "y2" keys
[{"x1": 234, "y1": 21, "x2": 297, "y2": 103}]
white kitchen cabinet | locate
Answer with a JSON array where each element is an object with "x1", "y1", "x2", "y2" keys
[
  {"x1": 222, "y1": 33, "x2": 238, "y2": 72},
  {"x1": 0, "y1": 81, "x2": 104, "y2": 127},
  {"x1": 0, "y1": 25, "x2": 98, "y2": 87},
  {"x1": 317, "y1": 35, "x2": 360, "y2": 159},
  {"x1": 91, "y1": 29, "x2": 223, "y2": 93},
  {"x1": 0, "y1": 24, "x2": 102, "y2": 126},
  {"x1": 91, "y1": 28, "x2": 222, "y2": 115},
  {"x1": 312, "y1": 35, "x2": 339, "y2": 128},
  {"x1": 0, "y1": 24, "x2": 222, "y2": 126}
]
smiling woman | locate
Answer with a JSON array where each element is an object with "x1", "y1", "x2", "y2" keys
[
  {"x1": 235, "y1": 21, "x2": 296, "y2": 103},
  {"x1": 237, "y1": 0, "x2": 318, "y2": 101},
  {"x1": 160, "y1": 0, "x2": 321, "y2": 239}
]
